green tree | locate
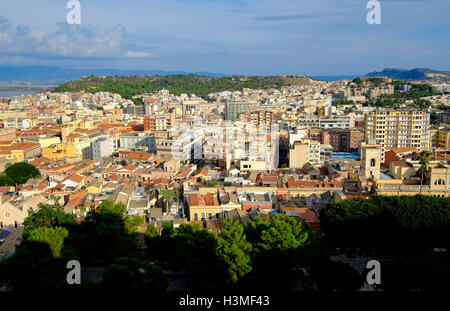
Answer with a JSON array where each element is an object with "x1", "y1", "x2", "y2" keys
[
  {"x1": 430, "y1": 112, "x2": 438, "y2": 124},
  {"x1": 243, "y1": 214, "x2": 314, "y2": 289},
  {"x1": 144, "y1": 224, "x2": 159, "y2": 253},
  {"x1": 152, "y1": 223, "x2": 227, "y2": 289},
  {"x1": 102, "y1": 257, "x2": 168, "y2": 291},
  {"x1": 4, "y1": 162, "x2": 41, "y2": 185},
  {"x1": 320, "y1": 195, "x2": 450, "y2": 250},
  {"x1": 0, "y1": 241, "x2": 68, "y2": 290},
  {"x1": 26, "y1": 226, "x2": 69, "y2": 257},
  {"x1": 69, "y1": 200, "x2": 142, "y2": 264},
  {"x1": 142, "y1": 264, "x2": 169, "y2": 291},
  {"x1": 309, "y1": 261, "x2": 363, "y2": 291},
  {"x1": 0, "y1": 173, "x2": 14, "y2": 186},
  {"x1": 418, "y1": 150, "x2": 432, "y2": 194},
  {"x1": 218, "y1": 218, "x2": 252, "y2": 284},
  {"x1": 22, "y1": 202, "x2": 76, "y2": 235}
]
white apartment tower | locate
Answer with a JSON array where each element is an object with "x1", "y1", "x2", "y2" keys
[{"x1": 365, "y1": 110, "x2": 430, "y2": 162}]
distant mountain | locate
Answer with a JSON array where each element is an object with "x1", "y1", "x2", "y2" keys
[
  {"x1": 365, "y1": 68, "x2": 450, "y2": 81},
  {"x1": 0, "y1": 66, "x2": 226, "y2": 83}
]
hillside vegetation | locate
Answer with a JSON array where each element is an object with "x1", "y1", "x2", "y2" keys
[
  {"x1": 50, "y1": 74, "x2": 312, "y2": 99},
  {"x1": 365, "y1": 68, "x2": 450, "y2": 81}
]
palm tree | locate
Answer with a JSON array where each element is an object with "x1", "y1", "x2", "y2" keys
[{"x1": 418, "y1": 150, "x2": 432, "y2": 194}]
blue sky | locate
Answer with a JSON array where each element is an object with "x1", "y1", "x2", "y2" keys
[{"x1": 0, "y1": 0, "x2": 449, "y2": 75}]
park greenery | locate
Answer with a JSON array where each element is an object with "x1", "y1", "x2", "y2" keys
[
  {"x1": 0, "y1": 162, "x2": 41, "y2": 186},
  {"x1": 348, "y1": 77, "x2": 441, "y2": 109},
  {"x1": 144, "y1": 213, "x2": 363, "y2": 291},
  {"x1": 0, "y1": 200, "x2": 146, "y2": 290},
  {"x1": 3, "y1": 194, "x2": 448, "y2": 291},
  {"x1": 50, "y1": 75, "x2": 296, "y2": 99},
  {"x1": 0, "y1": 201, "x2": 363, "y2": 291},
  {"x1": 102, "y1": 257, "x2": 168, "y2": 292},
  {"x1": 335, "y1": 99, "x2": 356, "y2": 106},
  {"x1": 352, "y1": 77, "x2": 384, "y2": 87},
  {"x1": 368, "y1": 83, "x2": 438, "y2": 108},
  {"x1": 319, "y1": 195, "x2": 450, "y2": 250},
  {"x1": 319, "y1": 195, "x2": 450, "y2": 291}
]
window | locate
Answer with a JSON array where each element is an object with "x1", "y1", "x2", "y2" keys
[
  {"x1": 193, "y1": 213, "x2": 198, "y2": 221},
  {"x1": 201, "y1": 213, "x2": 206, "y2": 220},
  {"x1": 370, "y1": 158, "x2": 376, "y2": 167},
  {"x1": 208, "y1": 213, "x2": 212, "y2": 219}
]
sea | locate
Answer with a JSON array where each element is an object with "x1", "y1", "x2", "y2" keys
[
  {"x1": 0, "y1": 91, "x2": 38, "y2": 97},
  {"x1": 311, "y1": 75, "x2": 360, "y2": 81}
]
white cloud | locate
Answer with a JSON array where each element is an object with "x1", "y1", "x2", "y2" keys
[
  {"x1": 125, "y1": 51, "x2": 154, "y2": 58},
  {"x1": 0, "y1": 16, "x2": 154, "y2": 60}
]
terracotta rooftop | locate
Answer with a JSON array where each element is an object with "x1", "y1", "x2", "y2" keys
[
  {"x1": 63, "y1": 173, "x2": 83, "y2": 184},
  {"x1": 391, "y1": 161, "x2": 412, "y2": 168},
  {"x1": 389, "y1": 147, "x2": 418, "y2": 154},
  {"x1": 189, "y1": 193, "x2": 219, "y2": 206}
]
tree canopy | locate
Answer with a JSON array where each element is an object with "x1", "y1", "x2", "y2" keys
[
  {"x1": 50, "y1": 75, "x2": 312, "y2": 99},
  {"x1": 102, "y1": 257, "x2": 168, "y2": 291},
  {"x1": 218, "y1": 218, "x2": 252, "y2": 284},
  {"x1": 320, "y1": 195, "x2": 450, "y2": 249},
  {"x1": 0, "y1": 162, "x2": 41, "y2": 186},
  {"x1": 22, "y1": 202, "x2": 76, "y2": 236}
]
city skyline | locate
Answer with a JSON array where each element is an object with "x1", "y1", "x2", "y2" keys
[{"x1": 0, "y1": 0, "x2": 449, "y2": 75}]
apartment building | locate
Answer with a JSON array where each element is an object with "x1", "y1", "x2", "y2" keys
[
  {"x1": 429, "y1": 126, "x2": 450, "y2": 150},
  {"x1": 156, "y1": 130, "x2": 203, "y2": 163},
  {"x1": 296, "y1": 114, "x2": 355, "y2": 130},
  {"x1": 225, "y1": 101, "x2": 258, "y2": 122},
  {"x1": 92, "y1": 137, "x2": 114, "y2": 160},
  {"x1": 21, "y1": 134, "x2": 60, "y2": 148},
  {"x1": 120, "y1": 132, "x2": 157, "y2": 153},
  {"x1": 0, "y1": 142, "x2": 42, "y2": 162},
  {"x1": 289, "y1": 140, "x2": 321, "y2": 168},
  {"x1": 238, "y1": 110, "x2": 274, "y2": 130},
  {"x1": 320, "y1": 129, "x2": 365, "y2": 152},
  {"x1": 144, "y1": 113, "x2": 176, "y2": 131},
  {"x1": 339, "y1": 85, "x2": 394, "y2": 100},
  {"x1": 365, "y1": 110, "x2": 430, "y2": 162},
  {"x1": 42, "y1": 143, "x2": 78, "y2": 161},
  {"x1": 124, "y1": 105, "x2": 145, "y2": 116},
  {"x1": 65, "y1": 131, "x2": 102, "y2": 160},
  {"x1": 187, "y1": 193, "x2": 222, "y2": 221},
  {"x1": 3, "y1": 117, "x2": 30, "y2": 130},
  {"x1": 0, "y1": 128, "x2": 16, "y2": 141}
]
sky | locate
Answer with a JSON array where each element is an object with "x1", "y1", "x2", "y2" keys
[{"x1": 0, "y1": 0, "x2": 449, "y2": 75}]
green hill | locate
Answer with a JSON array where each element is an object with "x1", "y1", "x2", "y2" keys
[
  {"x1": 50, "y1": 74, "x2": 312, "y2": 99},
  {"x1": 365, "y1": 68, "x2": 450, "y2": 81}
]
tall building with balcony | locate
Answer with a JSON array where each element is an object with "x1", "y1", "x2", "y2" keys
[
  {"x1": 365, "y1": 110, "x2": 430, "y2": 162},
  {"x1": 225, "y1": 101, "x2": 258, "y2": 122},
  {"x1": 320, "y1": 129, "x2": 365, "y2": 152},
  {"x1": 238, "y1": 110, "x2": 274, "y2": 131},
  {"x1": 144, "y1": 113, "x2": 176, "y2": 131}
]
